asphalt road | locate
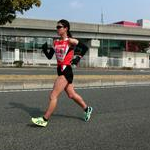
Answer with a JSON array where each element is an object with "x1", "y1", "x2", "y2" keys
[
  {"x1": 0, "y1": 67, "x2": 150, "y2": 75},
  {"x1": 0, "y1": 85, "x2": 150, "y2": 150}
]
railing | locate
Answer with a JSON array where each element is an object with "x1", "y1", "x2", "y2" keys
[
  {"x1": 2, "y1": 51, "x2": 150, "y2": 68},
  {"x1": 79, "y1": 56, "x2": 123, "y2": 68},
  {"x1": 2, "y1": 51, "x2": 56, "y2": 66}
]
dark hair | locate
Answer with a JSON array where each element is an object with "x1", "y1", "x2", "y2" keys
[{"x1": 57, "y1": 19, "x2": 72, "y2": 38}]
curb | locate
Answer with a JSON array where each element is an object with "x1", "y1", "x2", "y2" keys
[{"x1": 0, "y1": 75, "x2": 150, "y2": 91}]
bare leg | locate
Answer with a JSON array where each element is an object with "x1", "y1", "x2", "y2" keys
[
  {"x1": 44, "y1": 75, "x2": 68, "y2": 120},
  {"x1": 65, "y1": 83, "x2": 87, "y2": 109}
]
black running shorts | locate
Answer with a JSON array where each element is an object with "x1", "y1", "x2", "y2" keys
[{"x1": 57, "y1": 65, "x2": 73, "y2": 84}]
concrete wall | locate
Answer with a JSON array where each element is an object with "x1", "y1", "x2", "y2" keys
[
  {"x1": 122, "y1": 51, "x2": 149, "y2": 68},
  {"x1": 110, "y1": 51, "x2": 149, "y2": 68},
  {"x1": 87, "y1": 39, "x2": 100, "y2": 67}
]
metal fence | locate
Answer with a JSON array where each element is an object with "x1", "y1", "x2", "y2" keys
[
  {"x1": 2, "y1": 51, "x2": 150, "y2": 68},
  {"x1": 79, "y1": 56, "x2": 123, "y2": 68},
  {"x1": 2, "y1": 51, "x2": 56, "y2": 66}
]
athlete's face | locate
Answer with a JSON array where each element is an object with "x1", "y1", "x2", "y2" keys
[{"x1": 56, "y1": 23, "x2": 67, "y2": 37}]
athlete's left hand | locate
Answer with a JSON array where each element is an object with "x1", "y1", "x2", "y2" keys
[{"x1": 71, "y1": 56, "x2": 81, "y2": 66}]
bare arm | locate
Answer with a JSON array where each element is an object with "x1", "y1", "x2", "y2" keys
[
  {"x1": 69, "y1": 38, "x2": 88, "y2": 57},
  {"x1": 69, "y1": 38, "x2": 79, "y2": 46}
]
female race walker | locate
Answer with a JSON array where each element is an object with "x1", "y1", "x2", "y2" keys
[{"x1": 31, "y1": 19, "x2": 93, "y2": 127}]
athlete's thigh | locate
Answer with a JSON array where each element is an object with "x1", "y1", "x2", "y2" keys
[{"x1": 53, "y1": 75, "x2": 68, "y2": 94}]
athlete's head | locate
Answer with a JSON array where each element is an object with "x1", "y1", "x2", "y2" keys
[{"x1": 56, "y1": 19, "x2": 72, "y2": 38}]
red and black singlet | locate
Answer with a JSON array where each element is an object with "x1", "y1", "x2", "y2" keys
[{"x1": 54, "y1": 38, "x2": 74, "y2": 70}]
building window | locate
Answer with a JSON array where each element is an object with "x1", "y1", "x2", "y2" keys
[{"x1": 98, "y1": 39, "x2": 126, "y2": 57}]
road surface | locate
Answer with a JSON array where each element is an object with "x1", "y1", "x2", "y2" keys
[{"x1": 0, "y1": 85, "x2": 150, "y2": 150}]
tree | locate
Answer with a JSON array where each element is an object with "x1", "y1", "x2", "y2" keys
[{"x1": 0, "y1": 0, "x2": 41, "y2": 25}]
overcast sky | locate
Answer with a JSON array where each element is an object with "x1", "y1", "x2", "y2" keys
[{"x1": 18, "y1": 0, "x2": 150, "y2": 24}]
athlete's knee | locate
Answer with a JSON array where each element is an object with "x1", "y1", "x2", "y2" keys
[
  {"x1": 67, "y1": 93, "x2": 74, "y2": 99},
  {"x1": 49, "y1": 91, "x2": 58, "y2": 101},
  {"x1": 67, "y1": 91, "x2": 77, "y2": 99}
]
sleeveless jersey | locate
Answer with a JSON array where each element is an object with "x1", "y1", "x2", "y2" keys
[{"x1": 54, "y1": 38, "x2": 74, "y2": 68}]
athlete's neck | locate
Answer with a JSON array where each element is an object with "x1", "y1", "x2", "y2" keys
[{"x1": 60, "y1": 34, "x2": 68, "y2": 40}]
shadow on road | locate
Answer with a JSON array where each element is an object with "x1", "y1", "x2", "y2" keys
[
  {"x1": 8, "y1": 102, "x2": 83, "y2": 121},
  {"x1": 52, "y1": 113, "x2": 83, "y2": 121},
  {"x1": 9, "y1": 102, "x2": 44, "y2": 117}
]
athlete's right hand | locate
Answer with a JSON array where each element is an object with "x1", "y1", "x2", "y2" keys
[{"x1": 42, "y1": 42, "x2": 48, "y2": 51}]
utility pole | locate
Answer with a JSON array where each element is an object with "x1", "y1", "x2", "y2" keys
[
  {"x1": 0, "y1": 27, "x2": 3, "y2": 66},
  {"x1": 100, "y1": 8, "x2": 104, "y2": 57},
  {"x1": 101, "y1": 8, "x2": 104, "y2": 25}
]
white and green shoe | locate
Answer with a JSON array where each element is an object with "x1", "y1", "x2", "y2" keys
[
  {"x1": 31, "y1": 117, "x2": 48, "y2": 127},
  {"x1": 84, "y1": 106, "x2": 93, "y2": 122}
]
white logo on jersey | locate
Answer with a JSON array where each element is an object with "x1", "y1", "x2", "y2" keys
[{"x1": 55, "y1": 41, "x2": 69, "y2": 62}]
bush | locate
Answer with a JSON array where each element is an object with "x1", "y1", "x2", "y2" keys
[
  {"x1": 122, "y1": 67, "x2": 133, "y2": 70},
  {"x1": 13, "y1": 60, "x2": 24, "y2": 67}
]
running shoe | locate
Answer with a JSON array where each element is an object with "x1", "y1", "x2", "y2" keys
[
  {"x1": 31, "y1": 117, "x2": 48, "y2": 127},
  {"x1": 84, "y1": 106, "x2": 93, "y2": 121}
]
